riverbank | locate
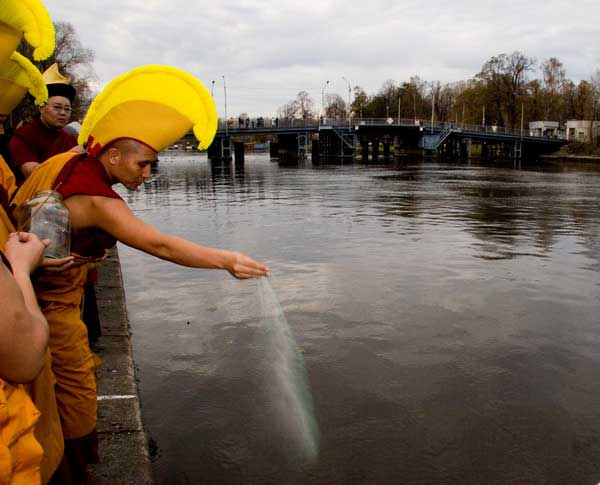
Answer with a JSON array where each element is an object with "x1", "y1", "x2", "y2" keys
[
  {"x1": 541, "y1": 154, "x2": 600, "y2": 163},
  {"x1": 87, "y1": 248, "x2": 153, "y2": 484}
]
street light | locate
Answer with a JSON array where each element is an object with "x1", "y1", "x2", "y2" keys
[
  {"x1": 397, "y1": 89, "x2": 401, "y2": 125},
  {"x1": 520, "y1": 102, "x2": 524, "y2": 140},
  {"x1": 222, "y1": 75, "x2": 228, "y2": 136},
  {"x1": 341, "y1": 76, "x2": 352, "y2": 127},
  {"x1": 321, "y1": 80, "x2": 330, "y2": 121},
  {"x1": 430, "y1": 82, "x2": 435, "y2": 134},
  {"x1": 211, "y1": 80, "x2": 215, "y2": 97}
]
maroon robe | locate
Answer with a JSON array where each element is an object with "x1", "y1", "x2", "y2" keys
[
  {"x1": 8, "y1": 118, "x2": 78, "y2": 177},
  {"x1": 53, "y1": 154, "x2": 123, "y2": 258}
]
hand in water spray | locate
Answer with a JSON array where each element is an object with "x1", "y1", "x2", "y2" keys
[{"x1": 225, "y1": 251, "x2": 271, "y2": 279}]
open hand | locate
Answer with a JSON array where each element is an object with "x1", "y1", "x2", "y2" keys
[{"x1": 226, "y1": 251, "x2": 271, "y2": 279}]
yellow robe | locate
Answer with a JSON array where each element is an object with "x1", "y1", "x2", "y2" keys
[
  {"x1": 0, "y1": 156, "x2": 16, "y2": 201},
  {"x1": 0, "y1": 380, "x2": 42, "y2": 485},
  {"x1": 11, "y1": 152, "x2": 100, "y2": 441},
  {"x1": 0, "y1": 153, "x2": 64, "y2": 484}
]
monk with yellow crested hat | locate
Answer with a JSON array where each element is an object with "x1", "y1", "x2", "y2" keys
[
  {"x1": 8, "y1": 62, "x2": 82, "y2": 181},
  {"x1": 11, "y1": 64, "x2": 271, "y2": 482},
  {"x1": 0, "y1": 2, "x2": 72, "y2": 484},
  {"x1": 0, "y1": 52, "x2": 48, "y2": 198},
  {"x1": 0, "y1": 0, "x2": 55, "y2": 64}
]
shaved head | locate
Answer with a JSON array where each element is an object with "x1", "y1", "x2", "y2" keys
[{"x1": 106, "y1": 138, "x2": 155, "y2": 155}]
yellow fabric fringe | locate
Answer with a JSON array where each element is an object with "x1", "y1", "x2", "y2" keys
[
  {"x1": 0, "y1": 0, "x2": 55, "y2": 61},
  {"x1": 78, "y1": 65, "x2": 217, "y2": 153},
  {"x1": 0, "y1": 52, "x2": 48, "y2": 109}
]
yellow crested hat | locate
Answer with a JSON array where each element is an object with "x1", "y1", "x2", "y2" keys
[
  {"x1": 43, "y1": 62, "x2": 76, "y2": 101},
  {"x1": 0, "y1": 51, "x2": 47, "y2": 115},
  {"x1": 79, "y1": 65, "x2": 218, "y2": 156},
  {"x1": 0, "y1": 0, "x2": 55, "y2": 63}
]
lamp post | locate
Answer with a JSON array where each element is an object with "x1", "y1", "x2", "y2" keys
[
  {"x1": 321, "y1": 80, "x2": 330, "y2": 122},
  {"x1": 520, "y1": 102, "x2": 524, "y2": 140},
  {"x1": 342, "y1": 76, "x2": 351, "y2": 127},
  {"x1": 222, "y1": 75, "x2": 228, "y2": 136},
  {"x1": 211, "y1": 80, "x2": 215, "y2": 97},
  {"x1": 397, "y1": 91, "x2": 401, "y2": 125},
  {"x1": 430, "y1": 83, "x2": 435, "y2": 134}
]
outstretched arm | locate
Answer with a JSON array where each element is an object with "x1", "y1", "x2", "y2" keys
[
  {"x1": 65, "y1": 195, "x2": 271, "y2": 279},
  {"x1": 0, "y1": 232, "x2": 49, "y2": 383}
]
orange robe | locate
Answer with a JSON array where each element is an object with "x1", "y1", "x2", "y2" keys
[
  {"x1": 0, "y1": 379, "x2": 42, "y2": 485},
  {"x1": 0, "y1": 154, "x2": 63, "y2": 484},
  {"x1": 0, "y1": 156, "x2": 16, "y2": 201},
  {"x1": 11, "y1": 152, "x2": 114, "y2": 443}
]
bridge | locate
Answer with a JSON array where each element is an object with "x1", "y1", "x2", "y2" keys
[{"x1": 204, "y1": 117, "x2": 566, "y2": 162}]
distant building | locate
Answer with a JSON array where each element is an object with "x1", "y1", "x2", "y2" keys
[
  {"x1": 529, "y1": 121, "x2": 560, "y2": 138},
  {"x1": 565, "y1": 120, "x2": 600, "y2": 144}
]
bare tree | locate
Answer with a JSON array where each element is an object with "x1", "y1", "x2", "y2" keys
[
  {"x1": 324, "y1": 93, "x2": 347, "y2": 119},
  {"x1": 295, "y1": 91, "x2": 315, "y2": 119},
  {"x1": 477, "y1": 52, "x2": 535, "y2": 127},
  {"x1": 276, "y1": 91, "x2": 315, "y2": 120},
  {"x1": 541, "y1": 57, "x2": 566, "y2": 120},
  {"x1": 277, "y1": 101, "x2": 298, "y2": 119},
  {"x1": 506, "y1": 51, "x2": 536, "y2": 128},
  {"x1": 351, "y1": 86, "x2": 369, "y2": 118},
  {"x1": 14, "y1": 21, "x2": 96, "y2": 125}
]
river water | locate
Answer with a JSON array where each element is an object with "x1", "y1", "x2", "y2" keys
[{"x1": 117, "y1": 152, "x2": 600, "y2": 484}]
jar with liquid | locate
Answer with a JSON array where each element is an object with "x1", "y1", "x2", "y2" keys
[{"x1": 17, "y1": 190, "x2": 71, "y2": 259}]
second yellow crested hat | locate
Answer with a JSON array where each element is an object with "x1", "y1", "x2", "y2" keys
[
  {"x1": 79, "y1": 65, "x2": 218, "y2": 156},
  {"x1": 0, "y1": 52, "x2": 47, "y2": 115},
  {"x1": 43, "y1": 63, "x2": 76, "y2": 101},
  {"x1": 0, "y1": 0, "x2": 55, "y2": 63}
]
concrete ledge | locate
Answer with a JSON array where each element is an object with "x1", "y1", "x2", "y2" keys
[{"x1": 88, "y1": 248, "x2": 154, "y2": 484}]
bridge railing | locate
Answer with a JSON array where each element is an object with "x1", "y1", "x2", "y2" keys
[
  {"x1": 215, "y1": 117, "x2": 565, "y2": 140},
  {"x1": 419, "y1": 119, "x2": 565, "y2": 140},
  {"x1": 218, "y1": 117, "x2": 318, "y2": 130}
]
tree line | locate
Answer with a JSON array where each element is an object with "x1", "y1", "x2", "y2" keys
[{"x1": 278, "y1": 52, "x2": 600, "y2": 129}]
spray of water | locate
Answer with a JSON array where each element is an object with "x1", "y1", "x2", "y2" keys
[{"x1": 257, "y1": 278, "x2": 320, "y2": 464}]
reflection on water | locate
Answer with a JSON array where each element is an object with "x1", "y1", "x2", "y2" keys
[{"x1": 117, "y1": 154, "x2": 600, "y2": 484}]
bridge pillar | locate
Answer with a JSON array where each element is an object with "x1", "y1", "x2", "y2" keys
[
  {"x1": 311, "y1": 138, "x2": 320, "y2": 163},
  {"x1": 234, "y1": 141, "x2": 244, "y2": 165},
  {"x1": 208, "y1": 135, "x2": 232, "y2": 161},
  {"x1": 393, "y1": 136, "x2": 403, "y2": 160},
  {"x1": 269, "y1": 141, "x2": 279, "y2": 158},
  {"x1": 481, "y1": 142, "x2": 488, "y2": 161},
  {"x1": 383, "y1": 137, "x2": 390, "y2": 161},
  {"x1": 278, "y1": 133, "x2": 301, "y2": 162},
  {"x1": 372, "y1": 139, "x2": 380, "y2": 162},
  {"x1": 361, "y1": 138, "x2": 368, "y2": 162}
]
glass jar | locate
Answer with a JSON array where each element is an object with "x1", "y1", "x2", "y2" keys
[{"x1": 17, "y1": 190, "x2": 71, "y2": 259}]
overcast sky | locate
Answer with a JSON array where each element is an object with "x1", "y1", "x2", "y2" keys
[{"x1": 43, "y1": 0, "x2": 600, "y2": 117}]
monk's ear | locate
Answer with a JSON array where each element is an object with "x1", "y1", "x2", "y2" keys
[{"x1": 106, "y1": 147, "x2": 121, "y2": 166}]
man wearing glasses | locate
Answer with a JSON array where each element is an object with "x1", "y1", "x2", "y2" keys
[{"x1": 8, "y1": 63, "x2": 83, "y2": 181}]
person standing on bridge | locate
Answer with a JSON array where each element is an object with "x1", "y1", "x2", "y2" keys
[{"x1": 10, "y1": 65, "x2": 270, "y2": 482}]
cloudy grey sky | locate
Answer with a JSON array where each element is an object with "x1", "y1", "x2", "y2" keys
[{"x1": 43, "y1": 0, "x2": 600, "y2": 117}]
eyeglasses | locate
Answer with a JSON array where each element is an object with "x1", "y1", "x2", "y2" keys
[{"x1": 48, "y1": 104, "x2": 72, "y2": 113}]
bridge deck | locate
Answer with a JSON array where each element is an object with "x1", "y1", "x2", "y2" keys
[{"x1": 207, "y1": 118, "x2": 566, "y2": 151}]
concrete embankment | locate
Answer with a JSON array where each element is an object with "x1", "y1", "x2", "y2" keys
[{"x1": 87, "y1": 248, "x2": 154, "y2": 484}]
